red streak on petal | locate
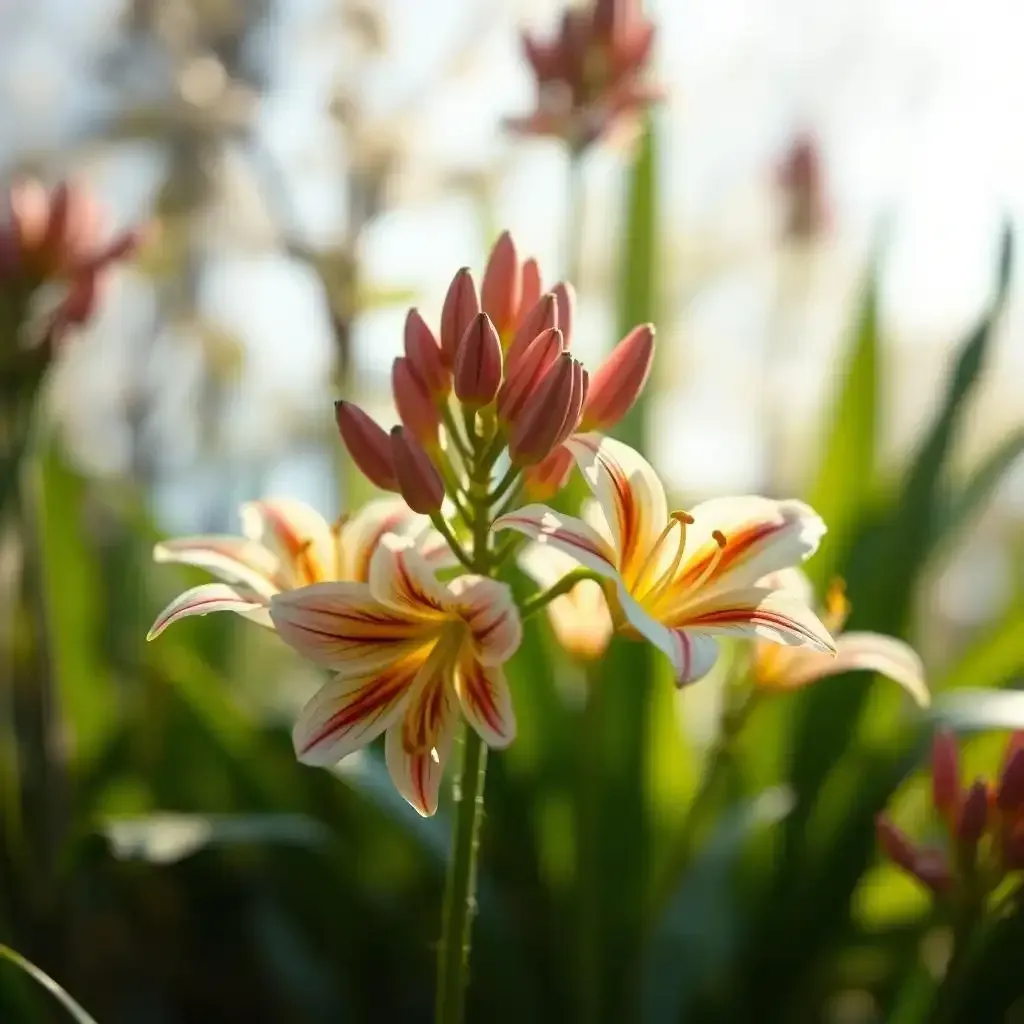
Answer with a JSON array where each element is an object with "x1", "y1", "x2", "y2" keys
[
  {"x1": 352, "y1": 511, "x2": 408, "y2": 582},
  {"x1": 302, "y1": 668, "x2": 411, "y2": 754},
  {"x1": 260, "y1": 504, "x2": 323, "y2": 585},
  {"x1": 680, "y1": 521, "x2": 782, "y2": 588},
  {"x1": 684, "y1": 606, "x2": 821, "y2": 644}
]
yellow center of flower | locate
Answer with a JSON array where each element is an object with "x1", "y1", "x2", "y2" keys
[
  {"x1": 631, "y1": 511, "x2": 727, "y2": 611},
  {"x1": 401, "y1": 624, "x2": 466, "y2": 758}
]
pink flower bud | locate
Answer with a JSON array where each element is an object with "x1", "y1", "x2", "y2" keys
[
  {"x1": 551, "y1": 282, "x2": 575, "y2": 349},
  {"x1": 497, "y1": 326, "x2": 564, "y2": 424},
  {"x1": 997, "y1": 744, "x2": 1024, "y2": 813},
  {"x1": 1002, "y1": 820, "x2": 1024, "y2": 871},
  {"x1": 404, "y1": 309, "x2": 449, "y2": 397},
  {"x1": 507, "y1": 293, "x2": 558, "y2": 372},
  {"x1": 481, "y1": 230, "x2": 520, "y2": 336},
  {"x1": 335, "y1": 401, "x2": 398, "y2": 492},
  {"x1": 931, "y1": 728, "x2": 961, "y2": 825},
  {"x1": 523, "y1": 446, "x2": 575, "y2": 501},
  {"x1": 453, "y1": 313, "x2": 503, "y2": 406},
  {"x1": 552, "y1": 358, "x2": 588, "y2": 447},
  {"x1": 509, "y1": 352, "x2": 580, "y2": 466},
  {"x1": 390, "y1": 426, "x2": 444, "y2": 515},
  {"x1": 519, "y1": 257, "x2": 542, "y2": 326},
  {"x1": 957, "y1": 779, "x2": 989, "y2": 852},
  {"x1": 392, "y1": 357, "x2": 439, "y2": 447},
  {"x1": 440, "y1": 267, "x2": 480, "y2": 367},
  {"x1": 581, "y1": 323, "x2": 655, "y2": 430}
]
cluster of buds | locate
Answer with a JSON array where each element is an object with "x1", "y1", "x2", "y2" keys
[
  {"x1": 335, "y1": 230, "x2": 654, "y2": 522},
  {"x1": 876, "y1": 729, "x2": 1024, "y2": 896},
  {"x1": 507, "y1": 0, "x2": 661, "y2": 153},
  {"x1": 0, "y1": 179, "x2": 140, "y2": 370}
]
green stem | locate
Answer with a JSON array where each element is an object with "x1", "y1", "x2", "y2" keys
[
  {"x1": 442, "y1": 404, "x2": 473, "y2": 465},
  {"x1": 488, "y1": 463, "x2": 521, "y2": 506},
  {"x1": 429, "y1": 514, "x2": 474, "y2": 572},
  {"x1": 927, "y1": 901, "x2": 983, "y2": 1024},
  {"x1": 520, "y1": 569, "x2": 597, "y2": 619}
]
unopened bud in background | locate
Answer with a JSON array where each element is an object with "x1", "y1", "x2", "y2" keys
[
  {"x1": 581, "y1": 323, "x2": 654, "y2": 430},
  {"x1": 391, "y1": 426, "x2": 444, "y2": 514},
  {"x1": 440, "y1": 267, "x2": 480, "y2": 366},
  {"x1": 497, "y1": 326, "x2": 564, "y2": 424},
  {"x1": 453, "y1": 313, "x2": 503, "y2": 406},
  {"x1": 481, "y1": 231, "x2": 521, "y2": 337},
  {"x1": 392, "y1": 357, "x2": 440, "y2": 447},
  {"x1": 551, "y1": 282, "x2": 575, "y2": 349},
  {"x1": 956, "y1": 779, "x2": 989, "y2": 862},
  {"x1": 519, "y1": 257, "x2": 542, "y2": 326},
  {"x1": 930, "y1": 729, "x2": 961, "y2": 826},
  {"x1": 997, "y1": 743, "x2": 1024, "y2": 812},
  {"x1": 404, "y1": 309, "x2": 449, "y2": 397},
  {"x1": 335, "y1": 400, "x2": 398, "y2": 492}
]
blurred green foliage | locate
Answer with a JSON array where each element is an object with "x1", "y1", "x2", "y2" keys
[{"x1": 1, "y1": 122, "x2": 1023, "y2": 1024}]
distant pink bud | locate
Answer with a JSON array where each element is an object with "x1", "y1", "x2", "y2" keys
[
  {"x1": 390, "y1": 426, "x2": 444, "y2": 515},
  {"x1": 453, "y1": 313, "x2": 503, "y2": 406},
  {"x1": 521, "y1": 32, "x2": 564, "y2": 83},
  {"x1": 957, "y1": 779, "x2": 989, "y2": 850},
  {"x1": 931, "y1": 729, "x2": 961, "y2": 824},
  {"x1": 392, "y1": 357, "x2": 439, "y2": 447},
  {"x1": 481, "y1": 231, "x2": 520, "y2": 336},
  {"x1": 440, "y1": 267, "x2": 480, "y2": 366},
  {"x1": 497, "y1": 326, "x2": 564, "y2": 424},
  {"x1": 582, "y1": 323, "x2": 655, "y2": 430},
  {"x1": 518, "y1": 257, "x2": 543, "y2": 326},
  {"x1": 551, "y1": 282, "x2": 575, "y2": 348},
  {"x1": 507, "y1": 293, "x2": 558, "y2": 373},
  {"x1": 403, "y1": 309, "x2": 449, "y2": 397},
  {"x1": 335, "y1": 401, "x2": 398, "y2": 492},
  {"x1": 523, "y1": 445, "x2": 575, "y2": 501},
  {"x1": 997, "y1": 744, "x2": 1024, "y2": 813},
  {"x1": 509, "y1": 353, "x2": 580, "y2": 466},
  {"x1": 1002, "y1": 821, "x2": 1024, "y2": 871}
]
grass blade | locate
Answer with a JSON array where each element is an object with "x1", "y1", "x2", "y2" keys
[{"x1": 0, "y1": 944, "x2": 99, "y2": 1024}]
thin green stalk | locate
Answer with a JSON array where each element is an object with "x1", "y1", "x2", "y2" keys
[
  {"x1": 488, "y1": 463, "x2": 521, "y2": 506},
  {"x1": 520, "y1": 569, "x2": 596, "y2": 619},
  {"x1": 442, "y1": 404, "x2": 473, "y2": 465},
  {"x1": 429, "y1": 514, "x2": 474, "y2": 572}
]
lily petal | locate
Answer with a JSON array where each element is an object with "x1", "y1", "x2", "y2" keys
[
  {"x1": 446, "y1": 575, "x2": 523, "y2": 665},
  {"x1": 566, "y1": 433, "x2": 668, "y2": 581},
  {"x1": 147, "y1": 583, "x2": 270, "y2": 640},
  {"x1": 677, "y1": 587, "x2": 836, "y2": 654},
  {"x1": 336, "y1": 497, "x2": 426, "y2": 582},
  {"x1": 368, "y1": 534, "x2": 451, "y2": 618},
  {"x1": 673, "y1": 497, "x2": 826, "y2": 600},
  {"x1": 783, "y1": 632, "x2": 930, "y2": 707},
  {"x1": 385, "y1": 669, "x2": 458, "y2": 816},
  {"x1": 493, "y1": 504, "x2": 619, "y2": 578},
  {"x1": 241, "y1": 498, "x2": 335, "y2": 587},
  {"x1": 756, "y1": 567, "x2": 815, "y2": 608},
  {"x1": 293, "y1": 657, "x2": 421, "y2": 766},
  {"x1": 269, "y1": 582, "x2": 431, "y2": 675},
  {"x1": 153, "y1": 536, "x2": 280, "y2": 597},
  {"x1": 454, "y1": 653, "x2": 516, "y2": 748}
]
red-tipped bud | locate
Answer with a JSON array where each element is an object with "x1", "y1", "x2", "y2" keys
[
  {"x1": 404, "y1": 309, "x2": 449, "y2": 397},
  {"x1": 453, "y1": 313, "x2": 503, "y2": 406},
  {"x1": 392, "y1": 357, "x2": 439, "y2": 446},
  {"x1": 481, "y1": 231, "x2": 520, "y2": 336},
  {"x1": 958, "y1": 779, "x2": 989, "y2": 848},
  {"x1": 390, "y1": 426, "x2": 444, "y2": 514},
  {"x1": 582, "y1": 323, "x2": 655, "y2": 430},
  {"x1": 440, "y1": 267, "x2": 480, "y2": 366},
  {"x1": 931, "y1": 728, "x2": 961, "y2": 824},
  {"x1": 523, "y1": 446, "x2": 575, "y2": 501},
  {"x1": 519, "y1": 257, "x2": 543, "y2": 325},
  {"x1": 509, "y1": 353, "x2": 581, "y2": 466},
  {"x1": 335, "y1": 401, "x2": 398, "y2": 492},
  {"x1": 497, "y1": 326, "x2": 564, "y2": 424},
  {"x1": 997, "y1": 744, "x2": 1024, "y2": 813},
  {"x1": 507, "y1": 293, "x2": 558, "y2": 371},
  {"x1": 551, "y1": 282, "x2": 575, "y2": 348}
]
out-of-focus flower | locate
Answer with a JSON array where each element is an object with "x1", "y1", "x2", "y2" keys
[
  {"x1": 270, "y1": 535, "x2": 522, "y2": 816},
  {"x1": 752, "y1": 569, "x2": 929, "y2": 707},
  {"x1": 147, "y1": 498, "x2": 449, "y2": 639},
  {"x1": 507, "y1": 0, "x2": 662, "y2": 153},
  {"x1": 496, "y1": 435, "x2": 835, "y2": 685},
  {"x1": 877, "y1": 729, "x2": 1024, "y2": 896},
  {"x1": 775, "y1": 134, "x2": 829, "y2": 244}
]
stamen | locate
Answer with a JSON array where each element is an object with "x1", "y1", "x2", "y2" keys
[
  {"x1": 641, "y1": 511, "x2": 696, "y2": 599},
  {"x1": 686, "y1": 529, "x2": 727, "y2": 593},
  {"x1": 632, "y1": 510, "x2": 693, "y2": 594},
  {"x1": 329, "y1": 515, "x2": 349, "y2": 581}
]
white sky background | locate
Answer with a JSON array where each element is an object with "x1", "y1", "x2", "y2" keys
[{"x1": 2, "y1": 0, "x2": 1023, "y2": 605}]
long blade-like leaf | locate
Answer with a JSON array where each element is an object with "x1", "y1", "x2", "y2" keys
[{"x1": 0, "y1": 945, "x2": 99, "y2": 1024}]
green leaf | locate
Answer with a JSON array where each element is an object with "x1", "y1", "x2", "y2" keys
[
  {"x1": 804, "y1": 267, "x2": 880, "y2": 589},
  {"x1": 0, "y1": 944, "x2": 99, "y2": 1024},
  {"x1": 938, "y1": 596, "x2": 1024, "y2": 692}
]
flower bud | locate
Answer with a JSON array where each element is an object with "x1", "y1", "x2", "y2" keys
[
  {"x1": 390, "y1": 426, "x2": 444, "y2": 514},
  {"x1": 481, "y1": 230, "x2": 520, "y2": 336},
  {"x1": 453, "y1": 313, "x2": 503, "y2": 406},
  {"x1": 581, "y1": 323, "x2": 655, "y2": 430},
  {"x1": 440, "y1": 267, "x2": 480, "y2": 366},
  {"x1": 912, "y1": 849, "x2": 954, "y2": 894},
  {"x1": 404, "y1": 309, "x2": 449, "y2": 397},
  {"x1": 1002, "y1": 821, "x2": 1024, "y2": 871},
  {"x1": 957, "y1": 779, "x2": 989, "y2": 865},
  {"x1": 335, "y1": 401, "x2": 398, "y2": 492},
  {"x1": 507, "y1": 293, "x2": 558, "y2": 372},
  {"x1": 519, "y1": 257, "x2": 542, "y2": 325},
  {"x1": 523, "y1": 446, "x2": 575, "y2": 501},
  {"x1": 875, "y1": 815, "x2": 919, "y2": 874},
  {"x1": 496, "y1": 326, "x2": 564, "y2": 424},
  {"x1": 509, "y1": 353, "x2": 580, "y2": 466},
  {"x1": 552, "y1": 281, "x2": 575, "y2": 348},
  {"x1": 931, "y1": 728, "x2": 961, "y2": 825},
  {"x1": 392, "y1": 357, "x2": 439, "y2": 446},
  {"x1": 552, "y1": 358, "x2": 588, "y2": 448},
  {"x1": 997, "y1": 743, "x2": 1024, "y2": 813}
]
